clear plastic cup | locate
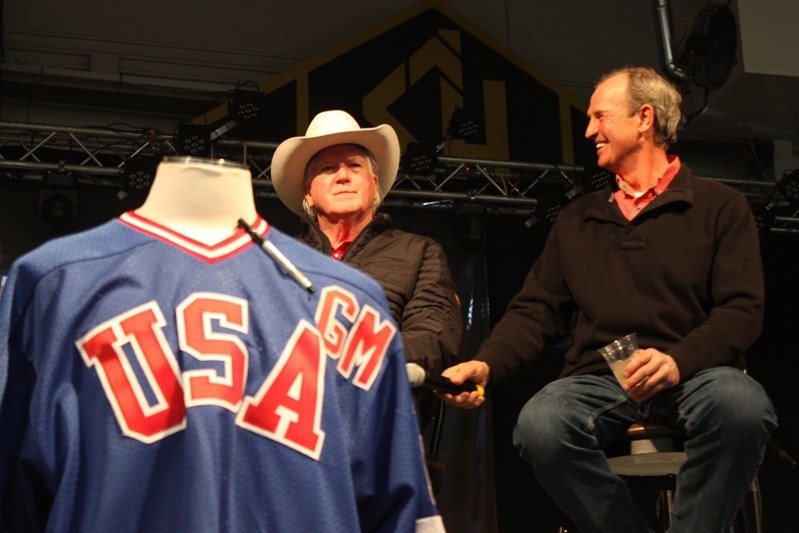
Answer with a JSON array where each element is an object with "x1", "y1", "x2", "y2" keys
[{"x1": 598, "y1": 333, "x2": 639, "y2": 387}]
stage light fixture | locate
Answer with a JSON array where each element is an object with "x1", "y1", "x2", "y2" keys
[
  {"x1": 776, "y1": 169, "x2": 799, "y2": 207},
  {"x1": 120, "y1": 156, "x2": 160, "y2": 194},
  {"x1": 537, "y1": 192, "x2": 568, "y2": 227},
  {"x1": 176, "y1": 124, "x2": 212, "y2": 156},
  {"x1": 402, "y1": 142, "x2": 438, "y2": 176},
  {"x1": 39, "y1": 192, "x2": 76, "y2": 223},
  {"x1": 38, "y1": 171, "x2": 78, "y2": 223},
  {"x1": 228, "y1": 89, "x2": 265, "y2": 123},
  {"x1": 750, "y1": 201, "x2": 776, "y2": 233},
  {"x1": 581, "y1": 168, "x2": 615, "y2": 194},
  {"x1": 446, "y1": 107, "x2": 483, "y2": 141},
  {"x1": 563, "y1": 166, "x2": 615, "y2": 202},
  {"x1": 524, "y1": 188, "x2": 568, "y2": 230}
]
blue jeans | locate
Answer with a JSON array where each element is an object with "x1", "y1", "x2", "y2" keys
[{"x1": 513, "y1": 367, "x2": 777, "y2": 533}]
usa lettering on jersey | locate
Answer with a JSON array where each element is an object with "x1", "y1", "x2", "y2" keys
[{"x1": 75, "y1": 285, "x2": 396, "y2": 460}]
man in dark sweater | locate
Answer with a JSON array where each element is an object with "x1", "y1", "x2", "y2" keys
[{"x1": 440, "y1": 67, "x2": 777, "y2": 532}]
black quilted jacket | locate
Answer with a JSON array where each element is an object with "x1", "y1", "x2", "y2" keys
[{"x1": 298, "y1": 213, "x2": 462, "y2": 376}]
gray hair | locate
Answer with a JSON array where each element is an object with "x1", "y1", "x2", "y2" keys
[
  {"x1": 302, "y1": 144, "x2": 382, "y2": 219},
  {"x1": 597, "y1": 66, "x2": 682, "y2": 148}
]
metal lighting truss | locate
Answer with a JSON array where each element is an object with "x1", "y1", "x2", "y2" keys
[{"x1": 1, "y1": 120, "x2": 796, "y2": 233}]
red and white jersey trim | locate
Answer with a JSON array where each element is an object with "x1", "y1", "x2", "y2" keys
[{"x1": 119, "y1": 211, "x2": 268, "y2": 263}]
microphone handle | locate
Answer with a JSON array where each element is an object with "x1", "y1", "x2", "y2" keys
[{"x1": 423, "y1": 374, "x2": 479, "y2": 395}]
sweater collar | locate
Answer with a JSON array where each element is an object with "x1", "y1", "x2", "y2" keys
[{"x1": 583, "y1": 164, "x2": 695, "y2": 223}]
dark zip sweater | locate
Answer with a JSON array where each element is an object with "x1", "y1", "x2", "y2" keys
[{"x1": 476, "y1": 164, "x2": 764, "y2": 384}]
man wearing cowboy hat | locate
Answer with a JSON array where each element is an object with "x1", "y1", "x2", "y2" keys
[{"x1": 271, "y1": 110, "x2": 463, "y2": 430}]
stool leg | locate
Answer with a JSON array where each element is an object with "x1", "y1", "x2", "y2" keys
[
  {"x1": 729, "y1": 477, "x2": 762, "y2": 533},
  {"x1": 751, "y1": 477, "x2": 763, "y2": 533},
  {"x1": 655, "y1": 489, "x2": 674, "y2": 531}
]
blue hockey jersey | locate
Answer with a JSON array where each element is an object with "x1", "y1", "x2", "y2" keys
[{"x1": 0, "y1": 212, "x2": 444, "y2": 532}]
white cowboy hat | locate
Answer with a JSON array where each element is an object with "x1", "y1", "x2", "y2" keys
[{"x1": 271, "y1": 110, "x2": 400, "y2": 215}]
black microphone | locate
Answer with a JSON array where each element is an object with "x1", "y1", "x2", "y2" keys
[{"x1": 406, "y1": 363, "x2": 484, "y2": 396}]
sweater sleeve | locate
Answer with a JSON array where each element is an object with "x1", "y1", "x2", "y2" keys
[
  {"x1": 474, "y1": 228, "x2": 572, "y2": 384},
  {"x1": 399, "y1": 240, "x2": 463, "y2": 376},
  {"x1": 666, "y1": 192, "x2": 765, "y2": 379}
]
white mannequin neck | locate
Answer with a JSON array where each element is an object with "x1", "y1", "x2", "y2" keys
[{"x1": 135, "y1": 158, "x2": 257, "y2": 245}]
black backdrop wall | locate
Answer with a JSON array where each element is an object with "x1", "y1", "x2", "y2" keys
[{"x1": 1, "y1": 187, "x2": 797, "y2": 531}]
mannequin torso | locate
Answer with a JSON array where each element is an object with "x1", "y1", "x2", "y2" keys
[{"x1": 135, "y1": 157, "x2": 257, "y2": 245}]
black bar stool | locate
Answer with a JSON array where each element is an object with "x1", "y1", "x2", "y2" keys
[{"x1": 603, "y1": 422, "x2": 763, "y2": 533}]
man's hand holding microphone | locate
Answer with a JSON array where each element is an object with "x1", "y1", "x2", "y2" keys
[{"x1": 407, "y1": 361, "x2": 489, "y2": 409}]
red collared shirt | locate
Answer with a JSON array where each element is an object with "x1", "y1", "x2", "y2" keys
[
  {"x1": 613, "y1": 156, "x2": 681, "y2": 220},
  {"x1": 331, "y1": 241, "x2": 353, "y2": 260}
]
